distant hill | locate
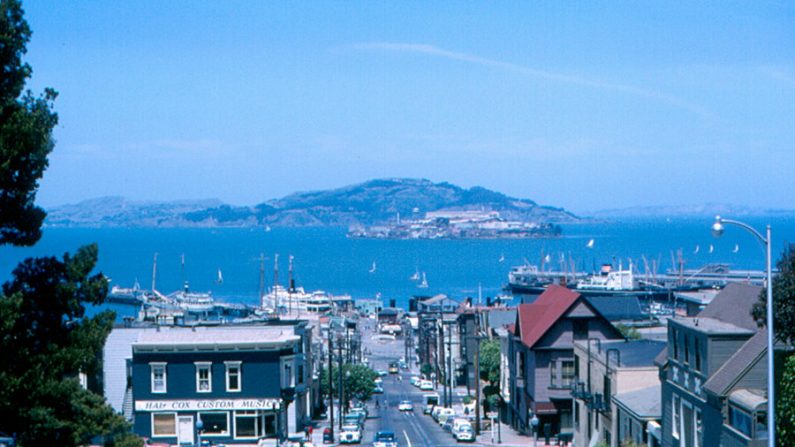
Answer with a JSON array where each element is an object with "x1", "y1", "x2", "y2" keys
[
  {"x1": 587, "y1": 203, "x2": 795, "y2": 219},
  {"x1": 45, "y1": 178, "x2": 579, "y2": 228}
]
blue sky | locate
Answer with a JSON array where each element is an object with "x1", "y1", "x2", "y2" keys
[{"x1": 22, "y1": 1, "x2": 795, "y2": 213}]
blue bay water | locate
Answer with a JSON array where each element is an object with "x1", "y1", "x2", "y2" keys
[{"x1": 1, "y1": 217, "x2": 794, "y2": 312}]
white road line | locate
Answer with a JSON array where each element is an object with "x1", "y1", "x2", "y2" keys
[{"x1": 403, "y1": 429, "x2": 412, "y2": 447}]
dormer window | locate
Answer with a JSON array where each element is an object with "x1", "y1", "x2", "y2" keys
[{"x1": 196, "y1": 362, "x2": 212, "y2": 393}]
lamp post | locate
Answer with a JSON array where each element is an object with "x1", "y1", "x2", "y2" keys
[
  {"x1": 195, "y1": 414, "x2": 203, "y2": 447},
  {"x1": 281, "y1": 386, "x2": 296, "y2": 443},
  {"x1": 712, "y1": 215, "x2": 774, "y2": 447},
  {"x1": 529, "y1": 410, "x2": 539, "y2": 447}
]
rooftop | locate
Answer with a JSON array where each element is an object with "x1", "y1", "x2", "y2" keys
[
  {"x1": 673, "y1": 316, "x2": 756, "y2": 336},
  {"x1": 613, "y1": 385, "x2": 661, "y2": 419},
  {"x1": 697, "y1": 282, "x2": 762, "y2": 331},
  {"x1": 578, "y1": 339, "x2": 667, "y2": 368},
  {"x1": 133, "y1": 326, "x2": 299, "y2": 351}
]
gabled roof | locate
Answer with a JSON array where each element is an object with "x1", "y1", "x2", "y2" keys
[
  {"x1": 703, "y1": 330, "x2": 767, "y2": 397},
  {"x1": 586, "y1": 296, "x2": 645, "y2": 321},
  {"x1": 698, "y1": 282, "x2": 762, "y2": 331},
  {"x1": 513, "y1": 285, "x2": 581, "y2": 348}
]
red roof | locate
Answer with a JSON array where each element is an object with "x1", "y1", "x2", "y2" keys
[{"x1": 514, "y1": 285, "x2": 580, "y2": 348}]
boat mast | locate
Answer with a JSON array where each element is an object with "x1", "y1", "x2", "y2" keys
[
  {"x1": 288, "y1": 255, "x2": 294, "y2": 315},
  {"x1": 258, "y1": 253, "x2": 265, "y2": 308},
  {"x1": 273, "y1": 253, "x2": 280, "y2": 312},
  {"x1": 151, "y1": 252, "x2": 158, "y2": 293}
]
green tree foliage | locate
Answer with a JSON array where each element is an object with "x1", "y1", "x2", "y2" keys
[
  {"x1": 0, "y1": 245, "x2": 142, "y2": 446},
  {"x1": 778, "y1": 353, "x2": 795, "y2": 447},
  {"x1": 0, "y1": 0, "x2": 58, "y2": 247},
  {"x1": 615, "y1": 324, "x2": 641, "y2": 340},
  {"x1": 753, "y1": 245, "x2": 795, "y2": 344},
  {"x1": 420, "y1": 363, "x2": 433, "y2": 378},
  {"x1": 0, "y1": 2, "x2": 141, "y2": 444},
  {"x1": 320, "y1": 363, "x2": 378, "y2": 404},
  {"x1": 479, "y1": 339, "x2": 501, "y2": 386}
]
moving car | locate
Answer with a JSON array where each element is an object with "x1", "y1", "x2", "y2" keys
[
  {"x1": 373, "y1": 431, "x2": 398, "y2": 447},
  {"x1": 388, "y1": 361, "x2": 399, "y2": 374},
  {"x1": 377, "y1": 369, "x2": 389, "y2": 376},
  {"x1": 340, "y1": 424, "x2": 362, "y2": 444},
  {"x1": 373, "y1": 385, "x2": 384, "y2": 394},
  {"x1": 409, "y1": 376, "x2": 421, "y2": 386},
  {"x1": 454, "y1": 425, "x2": 476, "y2": 442},
  {"x1": 398, "y1": 400, "x2": 414, "y2": 411}
]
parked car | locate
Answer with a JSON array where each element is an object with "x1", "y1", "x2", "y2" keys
[
  {"x1": 409, "y1": 376, "x2": 421, "y2": 386},
  {"x1": 374, "y1": 377, "x2": 383, "y2": 385},
  {"x1": 419, "y1": 380, "x2": 433, "y2": 391},
  {"x1": 344, "y1": 413, "x2": 365, "y2": 427},
  {"x1": 398, "y1": 400, "x2": 414, "y2": 411},
  {"x1": 451, "y1": 418, "x2": 473, "y2": 435},
  {"x1": 350, "y1": 406, "x2": 368, "y2": 420},
  {"x1": 434, "y1": 408, "x2": 456, "y2": 424},
  {"x1": 373, "y1": 431, "x2": 398, "y2": 447},
  {"x1": 323, "y1": 427, "x2": 334, "y2": 444},
  {"x1": 340, "y1": 424, "x2": 362, "y2": 444},
  {"x1": 454, "y1": 425, "x2": 476, "y2": 442}
]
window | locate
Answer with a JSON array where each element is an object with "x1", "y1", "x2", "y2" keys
[
  {"x1": 729, "y1": 405, "x2": 752, "y2": 438},
  {"x1": 684, "y1": 334, "x2": 690, "y2": 364},
  {"x1": 574, "y1": 354, "x2": 580, "y2": 381},
  {"x1": 573, "y1": 320, "x2": 588, "y2": 340},
  {"x1": 756, "y1": 411, "x2": 768, "y2": 439},
  {"x1": 562, "y1": 360, "x2": 575, "y2": 387},
  {"x1": 550, "y1": 359, "x2": 558, "y2": 387},
  {"x1": 603, "y1": 374, "x2": 611, "y2": 400},
  {"x1": 672, "y1": 395, "x2": 681, "y2": 439},
  {"x1": 234, "y1": 411, "x2": 260, "y2": 439},
  {"x1": 695, "y1": 408, "x2": 703, "y2": 447},
  {"x1": 281, "y1": 358, "x2": 295, "y2": 388},
  {"x1": 225, "y1": 362, "x2": 241, "y2": 392},
  {"x1": 298, "y1": 364, "x2": 304, "y2": 385},
  {"x1": 199, "y1": 412, "x2": 229, "y2": 436},
  {"x1": 262, "y1": 413, "x2": 276, "y2": 436},
  {"x1": 152, "y1": 413, "x2": 176, "y2": 437},
  {"x1": 672, "y1": 328, "x2": 679, "y2": 360},
  {"x1": 693, "y1": 338, "x2": 701, "y2": 371},
  {"x1": 150, "y1": 363, "x2": 167, "y2": 393},
  {"x1": 196, "y1": 362, "x2": 212, "y2": 392}
]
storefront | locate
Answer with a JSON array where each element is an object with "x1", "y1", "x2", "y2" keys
[{"x1": 131, "y1": 327, "x2": 303, "y2": 445}]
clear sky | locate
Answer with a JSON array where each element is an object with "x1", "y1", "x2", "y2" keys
[{"x1": 21, "y1": 1, "x2": 795, "y2": 213}]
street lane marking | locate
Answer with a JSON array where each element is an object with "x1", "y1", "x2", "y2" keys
[{"x1": 403, "y1": 429, "x2": 412, "y2": 447}]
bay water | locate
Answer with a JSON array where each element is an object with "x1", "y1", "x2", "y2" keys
[{"x1": 1, "y1": 217, "x2": 794, "y2": 317}]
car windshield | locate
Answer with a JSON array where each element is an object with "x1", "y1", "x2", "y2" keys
[
  {"x1": 343, "y1": 425, "x2": 358, "y2": 431},
  {"x1": 376, "y1": 432, "x2": 395, "y2": 441},
  {"x1": 401, "y1": 401, "x2": 411, "y2": 405}
]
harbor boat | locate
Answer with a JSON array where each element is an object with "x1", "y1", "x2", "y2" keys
[
  {"x1": 417, "y1": 272, "x2": 429, "y2": 288},
  {"x1": 409, "y1": 268, "x2": 420, "y2": 281},
  {"x1": 261, "y1": 285, "x2": 351, "y2": 315},
  {"x1": 167, "y1": 281, "x2": 216, "y2": 313}
]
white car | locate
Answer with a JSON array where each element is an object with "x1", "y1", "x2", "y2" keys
[
  {"x1": 454, "y1": 425, "x2": 476, "y2": 442},
  {"x1": 374, "y1": 377, "x2": 383, "y2": 385},
  {"x1": 340, "y1": 424, "x2": 362, "y2": 444},
  {"x1": 409, "y1": 376, "x2": 421, "y2": 386},
  {"x1": 419, "y1": 380, "x2": 434, "y2": 391},
  {"x1": 398, "y1": 400, "x2": 414, "y2": 411}
]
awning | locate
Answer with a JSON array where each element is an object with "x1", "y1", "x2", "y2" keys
[{"x1": 535, "y1": 401, "x2": 558, "y2": 415}]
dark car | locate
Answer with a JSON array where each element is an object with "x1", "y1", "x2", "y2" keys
[{"x1": 323, "y1": 427, "x2": 334, "y2": 444}]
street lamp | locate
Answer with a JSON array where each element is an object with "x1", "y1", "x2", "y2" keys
[
  {"x1": 712, "y1": 215, "x2": 774, "y2": 447},
  {"x1": 195, "y1": 414, "x2": 203, "y2": 447},
  {"x1": 529, "y1": 410, "x2": 539, "y2": 447}
]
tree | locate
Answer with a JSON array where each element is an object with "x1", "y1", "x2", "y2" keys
[
  {"x1": 479, "y1": 339, "x2": 500, "y2": 386},
  {"x1": 615, "y1": 323, "x2": 641, "y2": 340},
  {"x1": 778, "y1": 353, "x2": 795, "y2": 447},
  {"x1": 753, "y1": 244, "x2": 795, "y2": 344},
  {"x1": 0, "y1": 1, "x2": 141, "y2": 445},
  {"x1": 0, "y1": 0, "x2": 58, "y2": 247},
  {"x1": 320, "y1": 363, "x2": 378, "y2": 405}
]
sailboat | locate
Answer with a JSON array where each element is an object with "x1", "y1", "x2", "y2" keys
[
  {"x1": 409, "y1": 268, "x2": 420, "y2": 281},
  {"x1": 732, "y1": 244, "x2": 740, "y2": 253},
  {"x1": 369, "y1": 262, "x2": 377, "y2": 273},
  {"x1": 217, "y1": 268, "x2": 223, "y2": 284},
  {"x1": 708, "y1": 244, "x2": 714, "y2": 254},
  {"x1": 586, "y1": 239, "x2": 595, "y2": 249},
  {"x1": 498, "y1": 254, "x2": 505, "y2": 263},
  {"x1": 417, "y1": 272, "x2": 428, "y2": 288},
  {"x1": 693, "y1": 245, "x2": 700, "y2": 255}
]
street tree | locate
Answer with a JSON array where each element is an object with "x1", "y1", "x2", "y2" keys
[
  {"x1": 0, "y1": 1, "x2": 141, "y2": 445},
  {"x1": 478, "y1": 339, "x2": 500, "y2": 386},
  {"x1": 752, "y1": 244, "x2": 795, "y2": 344},
  {"x1": 320, "y1": 363, "x2": 378, "y2": 404}
]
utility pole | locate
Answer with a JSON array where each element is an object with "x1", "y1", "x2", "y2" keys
[
  {"x1": 258, "y1": 253, "x2": 265, "y2": 308},
  {"x1": 327, "y1": 335, "x2": 334, "y2": 441},
  {"x1": 445, "y1": 320, "x2": 454, "y2": 408},
  {"x1": 338, "y1": 334, "x2": 344, "y2": 431},
  {"x1": 438, "y1": 315, "x2": 446, "y2": 403}
]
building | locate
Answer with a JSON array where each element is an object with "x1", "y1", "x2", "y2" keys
[
  {"x1": 417, "y1": 294, "x2": 461, "y2": 313},
  {"x1": 658, "y1": 283, "x2": 768, "y2": 447},
  {"x1": 354, "y1": 298, "x2": 382, "y2": 317},
  {"x1": 505, "y1": 285, "x2": 624, "y2": 443},
  {"x1": 572, "y1": 339, "x2": 665, "y2": 447},
  {"x1": 130, "y1": 325, "x2": 311, "y2": 445},
  {"x1": 614, "y1": 384, "x2": 663, "y2": 447}
]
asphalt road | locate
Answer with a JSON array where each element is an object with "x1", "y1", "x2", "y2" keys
[{"x1": 354, "y1": 321, "x2": 484, "y2": 447}]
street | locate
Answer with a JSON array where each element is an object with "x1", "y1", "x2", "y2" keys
[{"x1": 351, "y1": 321, "x2": 489, "y2": 447}]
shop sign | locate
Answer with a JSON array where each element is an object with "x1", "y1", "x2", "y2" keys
[{"x1": 135, "y1": 398, "x2": 280, "y2": 412}]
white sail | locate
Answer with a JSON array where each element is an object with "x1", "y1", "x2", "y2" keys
[
  {"x1": 708, "y1": 244, "x2": 714, "y2": 254},
  {"x1": 369, "y1": 262, "x2": 377, "y2": 273},
  {"x1": 418, "y1": 272, "x2": 428, "y2": 288},
  {"x1": 498, "y1": 254, "x2": 505, "y2": 263},
  {"x1": 733, "y1": 244, "x2": 740, "y2": 253},
  {"x1": 217, "y1": 268, "x2": 223, "y2": 284},
  {"x1": 586, "y1": 239, "x2": 595, "y2": 248},
  {"x1": 409, "y1": 268, "x2": 420, "y2": 281},
  {"x1": 693, "y1": 245, "x2": 700, "y2": 254}
]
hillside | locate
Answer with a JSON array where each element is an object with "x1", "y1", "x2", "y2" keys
[{"x1": 45, "y1": 178, "x2": 579, "y2": 228}]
